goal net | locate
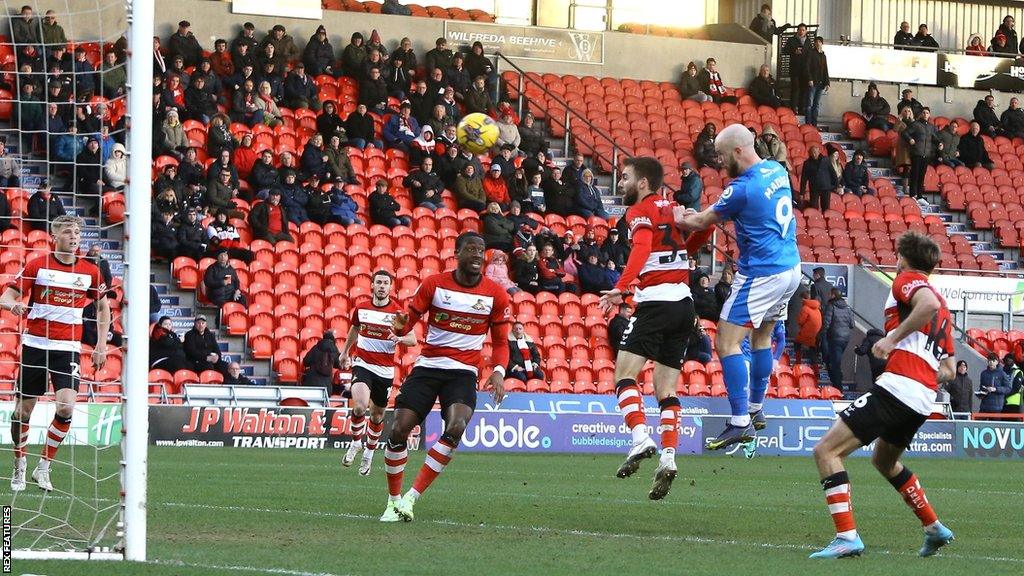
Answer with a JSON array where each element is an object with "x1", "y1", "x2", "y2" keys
[{"x1": 0, "y1": 0, "x2": 150, "y2": 561}]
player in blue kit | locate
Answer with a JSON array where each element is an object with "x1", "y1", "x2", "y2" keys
[{"x1": 676, "y1": 124, "x2": 802, "y2": 450}]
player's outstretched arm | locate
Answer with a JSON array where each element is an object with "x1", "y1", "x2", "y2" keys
[
  {"x1": 937, "y1": 357, "x2": 956, "y2": 383},
  {"x1": 872, "y1": 288, "x2": 940, "y2": 359},
  {"x1": 0, "y1": 286, "x2": 27, "y2": 315},
  {"x1": 600, "y1": 227, "x2": 654, "y2": 313},
  {"x1": 674, "y1": 205, "x2": 720, "y2": 232},
  {"x1": 339, "y1": 323, "x2": 360, "y2": 370}
]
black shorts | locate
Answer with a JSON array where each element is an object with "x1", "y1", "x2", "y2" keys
[
  {"x1": 839, "y1": 385, "x2": 928, "y2": 449},
  {"x1": 394, "y1": 366, "x2": 477, "y2": 421},
  {"x1": 348, "y1": 365, "x2": 392, "y2": 408},
  {"x1": 18, "y1": 345, "x2": 80, "y2": 398},
  {"x1": 618, "y1": 298, "x2": 696, "y2": 367}
]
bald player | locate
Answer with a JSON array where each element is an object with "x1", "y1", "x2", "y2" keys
[{"x1": 676, "y1": 124, "x2": 801, "y2": 450}]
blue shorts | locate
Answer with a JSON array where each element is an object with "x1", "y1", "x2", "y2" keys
[{"x1": 720, "y1": 265, "x2": 801, "y2": 329}]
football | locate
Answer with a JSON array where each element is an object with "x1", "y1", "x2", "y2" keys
[{"x1": 456, "y1": 112, "x2": 500, "y2": 154}]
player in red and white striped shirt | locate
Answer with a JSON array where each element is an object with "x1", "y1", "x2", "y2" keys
[
  {"x1": 3, "y1": 216, "x2": 110, "y2": 492},
  {"x1": 339, "y1": 270, "x2": 415, "y2": 476},
  {"x1": 380, "y1": 232, "x2": 511, "y2": 522},
  {"x1": 810, "y1": 232, "x2": 955, "y2": 559},
  {"x1": 599, "y1": 157, "x2": 710, "y2": 500}
]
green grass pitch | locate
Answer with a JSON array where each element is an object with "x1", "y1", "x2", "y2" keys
[{"x1": 10, "y1": 447, "x2": 1022, "y2": 575}]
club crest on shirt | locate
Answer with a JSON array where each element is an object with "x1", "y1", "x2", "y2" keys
[
  {"x1": 472, "y1": 299, "x2": 486, "y2": 311},
  {"x1": 441, "y1": 292, "x2": 452, "y2": 305},
  {"x1": 73, "y1": 276, "x2": 85, "y2": 288}
]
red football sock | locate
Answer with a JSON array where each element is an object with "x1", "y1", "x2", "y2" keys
[
  {"x1": 365, "y1": 418, "x2": 383, "y2": 452},
  {"x1": 658, "y1": 397, "x2": 681, "y2": 451},
  {"x1": 822, "y1": 471, "x2": 857, "y2": 538},
  {"x1": 616, "y1": 379, "x2": 646, "y2": 431},
  {"x1": 12, "y1": 421, "x2": 28, "y2": 460},
  {"x1": 890, "y1": 468, "x2": 938, "y2": 527},
  {"x1": 410, "y1": 436, "x2": 456, "y2": 498},
  {"x1": 349, "y1": 412, "x2": 366, "y2": 442},
  {"x1": 42, "y1": 415, "x2": 72, "y2": 462},
  {"x1": 384, "y1": 440, "x2": 408, "y2": 498}
]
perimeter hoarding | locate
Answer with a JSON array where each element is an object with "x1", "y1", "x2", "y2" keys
[
  {"x1": 444, "y1": 21, "x2": 603, "y2": 64},
  {"x1": 938, "y1": 53, "x2": 1024, "y2": 91},
  {"x1": 148, "y1": 406, "x2": 420, "y2": 450},
  {"x1": 872, "y1": 271, "x2": 1024, "y2": 313},
  {"x1": 0, "y1": 402, "x2": 121, "y2": 446}
]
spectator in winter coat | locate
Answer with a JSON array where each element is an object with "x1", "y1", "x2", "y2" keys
[
  {"x1": 11, "y1": 6, "x2": 39, "y2": 46},
  {"x1": 810, "y1": 267, "x2": 834, "y2": 310},
  {"x1": 804, "y1": 37, "x2": 829, "y2": 126},
  {"x1": 495, "y1": 111, "x2": 521, "y2": 152},
  {"x1": 223, "y1": 363, "x2": 255, "y2": 386},
  {"x1": 206, "y1": 114, "x2": 235, "y2": 159},
  {"x1": 800, "y1": 145, "x2": 838, "y2": 211},
  {"x1": 673, "y1": 163, "x2": 703, "y2": 210},
  {"x1": 942, "y1": 360, "x2": 975, "y2": 414},
  {"x1": 482, "y1": 202, "x2": 515, "y2": 252},
  {"x1": 537, "y1": 244, "x2": 568, "y2": 294},
  {"x1": 316, "y1": 101, "x2": 347, "y2": 143},
  {"x1": 249, "y1": 150, "x2": 280, "y2": 198},
  {"x1": 506, "y1": 322, "x2": 543, "y2": 382},
  {"x1": 485, "y1": 251, "x2": 519, "y2": 295},
  {"x1": 973, "y1": 95, "x2": 1002, "y2": 137},
  {"x1": 694, "y1": 123, "x2": 721, "y2": 169},
  {"x1": 464, "y1": 76, "x2": 495, "y2": 116},
  {"x1": 842, "y1": 150, "x2": 873, "y2": 196},
  {"x1": 248, "y1": 190, "x2": 292, "y2": 243},
  {"x1": 513, "y1": 245, "x2": 541, "y2": 293},
  {"x1": 934, "y1": 121, "x2": 963, "y2": 168},
  {"x1": 965, "y1": 35, "x2": 987, "y2": 56},
  {"x1": 543, "y1": 167, "x2": 576, "y2": 217},
  {"x1": 383, "y1": 103, "x2": 420, "y2": 150},
  {"x1": 302, "y1": 26, "x2": 335, "y2": 76},
  {"x1": 404, "y1": 157, "x2": 444, "y2": 210},
  {"x1": 424, "y1": 38, "x2": 454, "y2": 77},
  {"x1": 278, "y1": 170, "x2": 310, "y2": 225},
  {"x1": 384, "y1": 55, "x2": 411, "y2": 100},
  {"x1": 822, "y1": 289, "x2": 854, "y2": 389},
  {"x1": 714, "y1": 268, "x2": 734, "y2": 310},
  {"x1": 698, "y1": 58, "x2": 737, "y2": 104},
  {"x1": 359, "y1": 67, "x2": 389, "y2": 114},
  {"x1": 979, "y1": 353, "x2": 1012, "y2": 413},
  {"x1": 368, "y1": 181, "x2": 411, "y2": 228},
  {"x1": 607, "y1": 303, "x2": 632, "y2": 354},
  {"x1": 958, "y1": 121, "x2": 994, "y2": 169},
  {"x1": 795, "y1": 291, "x2": 822, "y2": 366},
  {"x1": 283, "y1": 64, "x2": 320, "y2": 111},
  {"x1": 483, "y1": 164, "x2": 511, "y2": 207},
  {"x1": 392, "y1": 37, "x2": 418, "y2": 74},
  {"x1": 913, "y1": 24, "x2": 940, "y2": 51},
  {"x1": 577, "y1": 253, "x2": 612, "y2": 295},
  {"x1": 748, "y1": 64, "x2": 782, "y2": 108},
  {"x1": 232, "y1": 134, "x2": 258, "y2": 180},
  {"x1": 896, "y1": 89, "x2": 924, "y2": 119},
  {"x1": 518, "y1": 113, "x2": 546, "y2": 157},
  {"x1": 685, "y1": 319, "x2": 714, "y2": 364},
  {"x1": 991, "y1": 15, "x2": 1018, "y2": 56},
  {"x1": 344, "y1": 104, "x2": 380, "y2": 149},
  {"x1": 749, "y1": 4, "x2": 787, "y2": 43},
  {"x1": 203, "y1": 249, "x2": 247, "y2": 307},
  {"x1": 149, "y1": 316, "x2": 189, "y2": 373},
  {"x1": 454, "y1": 164, "x2": 488, "y2": 212},
  {"x1": 341, "y1": 32, "x2": 367, "y2": 78},
  {"x1": 327, "y1": 178, "x2": 363, "y2": 226},
  {"x1": 27, "y1": 181, "x2": 66, "y2": 232},
  {"x1": 103, "y1": 143, "x2": 128, "y2": 191},
  {"x1": 575, "y1": 169, "x2": 608, "y2": 219},
  {"x1": 302, "y1": 331, "x2": 341, "y2": 389},
  {"x1": 1001, "y1": 97, "x2": 1024, "y2": 139},
  {"x1": 169, "y1": 21, "x2": 204, "y2": 68},
  {"x1": 151, "y1": 211, "x2": 179, "y2": 259},
  {"x1": 860, "y1": 83, "x2": 891, "y2": 131},
  {"x1": 679, "y1": 61, "x2": 711, "y2": 102},
  {"x1": 206, "y1": 210, "x2": 254, "y2": 263},
  {"x1": 184, "y1": 316, "x2": 227, "y2": 373},
  {"x1": 261, "y1": 25, "x2": 300, "y2": 66},
  {"x1": 853, "y1": 327, "x2": 886, "y2": 386},
  {"x1": 300, "y1": 134, "x2": 330, "y2": 181},
  {"x1": 893, "y1": 21, "x2": 915, "y2": 49},
  {"x1": 691, "y1": 274, "x2": 719, "y2": 321},
  {"x1": 753, "y1": 125, "x2": 788, "y2": 168},
  {"x1": 601, "y1": 228, "x2": 630, "y2": 270},
  {"x1": 902, "y1": 108, "x2": 936, "y2": 200}
]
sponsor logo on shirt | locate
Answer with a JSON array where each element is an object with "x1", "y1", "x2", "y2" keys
[{"x1": 901, "y1": 279, "x2": 928, "y2": 298}]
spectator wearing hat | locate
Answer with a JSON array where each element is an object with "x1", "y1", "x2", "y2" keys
[
  {"x1": 303, "y1": 26, "x2": 334, "y2": 76},
  {"x1": 303, "y1": 331, "x2": 341, "y2": 390},
  {"x1": 483, "y1": 164, "x2": 511, "y2": 208},
  {"x1": 674, "y1": 162, "x2": 703, "y2": 210},
  {"x1": 384, "y1": 54, "x2": 411, "y2": 100},
  {"x1": 680, "y1": 61, "x2": 712, "y2": 103},
  {"x1": 753, "y1": 125, "x2": 787, "y2": 168},
  {"x1": 368, "y1": 180, "x2": 411, "y2": 228},
  {"x1": 912, "y1": 24, "x2": 939, "y2": 51},
  {"x1": 842, "y1": 150, "x2": 873, "y2": 196},
  {"x1": 149, "y1": 316, "x2": 189, "y2": 373},
  {"x1": 748, "y1": 64, "x2": 782, "y2": 108},
  {"x1": 341, "y1": 32, "x2": 367, "y2": 78},
  {"x1": 853, "y1": 327, "x2": 886, "y2": 387},
  {"x1": 184, "y1": 316, "x2": 228, "y2": 374},
  {"x1": 76, "y1": 137, "x2": 104, "y2": 198},
  {"x1": 278, "y1": 170, "x2": 310, "y2": 226},
  {"x1": 860, "y1": 83, "x2": 891, "y2": 131},
  {"x1": 991, "y1": 15, "x2": 1018, "y2": 56},
  {"x1": 283, "y1": 63, "x2": 320, "y2": 111},
  {"x1": 248, "y1": 189, "x2": 293, "y2": 243},
  {"x1": 896, "y1": 88, "x2": 924, "y2": 118},
  {"x1": 261, "y1": 24, "x2": 300, "y2": 66},
  {"x1": 965, "y1": 34, "x2": 987, "y2": 56},
  {"x1": 203, "y1": 249, "x2": 245, "y2": 307},
  {"x1": 601, "y1": 228, "x2": 629, "y2": 270},
  {"x1": 383, "y1": 102, "x2": 420, "y2": 151},
  {"x1": 978, "y1": 353, "x2": 1012, "y2": 413},
  {"x1": 169, "y1": 21, "x2": 204, "y2": 68},
  {"x1": 316, "y1": 101, "x2": 347, "y2": 143},
  {"x1": 327, "y1": 177, "x2": 363, "y2": 226}
]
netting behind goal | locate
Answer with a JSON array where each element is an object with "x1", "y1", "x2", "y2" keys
[{"x1": 0, "y1": 0, "x2": 142, "y2": 559}]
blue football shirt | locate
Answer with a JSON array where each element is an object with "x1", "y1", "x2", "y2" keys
[{"x1": 712, "y1": 160, "x2": 800, "y2": 276}]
